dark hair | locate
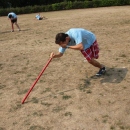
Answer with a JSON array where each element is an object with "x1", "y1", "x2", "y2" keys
[
  {"x1": 55, "y1": 33, "x2": 68, "y2": 44},
  {"x1": 9, "y1": 14, "x2": 12, "y2": 18}
]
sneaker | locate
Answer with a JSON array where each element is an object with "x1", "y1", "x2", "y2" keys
[
  {"x1": 96, "y1": 67, "x2": 106, "y2": 76},
  {"x1": 11, "y1": 30, "x2": 14, "y2": 32}
]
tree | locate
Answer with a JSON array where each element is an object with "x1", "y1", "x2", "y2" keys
[{"x1": 0, "y1": 0, "x2": 8, "y2": 8}]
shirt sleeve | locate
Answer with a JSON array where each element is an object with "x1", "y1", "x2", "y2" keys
[{"x1": 59, "y1": 47, "x2": 67, "y2": 53}]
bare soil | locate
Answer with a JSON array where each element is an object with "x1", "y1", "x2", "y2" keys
[{"x1": 0, "y1": 6, "x2": 130, "y2": 130}]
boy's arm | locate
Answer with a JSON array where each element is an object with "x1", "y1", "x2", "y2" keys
[
  {"x1": 7, "y1": 16, "x2": 10, "y2": 20},
  {"x1": 50, "y1": 52, "x2": 63, "y2": 58},
  {"x1": 67, "y1": 43, "x2": 83, "y2": 50},
  {"x1": 8, "y1": 17, "x2": 14, "y2": 20}
]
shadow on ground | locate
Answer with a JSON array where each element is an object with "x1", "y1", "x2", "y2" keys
[
  {"x1": 89, "y1": 67, "x2": 128, "y2": 84},
  {"x1": 0, "y1": 28, "x2": 31, "y2": 34}
]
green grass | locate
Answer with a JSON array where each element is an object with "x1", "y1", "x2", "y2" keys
[
  {"x1": 120, "y1": 54, "x2": 127, "y2": 57},
  {"x1": 52, "y1": 106, "x2": 63, "y2": 113},
  {"x1": 23, "y1": 120, "x2": 31, "y2": 126},
  {"x1": 17, "y1": 89, "x2": 28, "y2": 95},
  {"x1": 110, "y1": 126, "x2": 115, "y2": 130},
  {"x1": 29, "y1": 125, "x2": 45, "y2": 130},
  {"x1": 102, "y1": 115, "x2": 109, "y2": 123},
  {"x1": 13, "y1": 122, "x2": 18, "y2": 125},
  {"x1": 78, "y1": 84, "x2": 89, "y2": 92},
  {"x1": 102, "y1": 119, "x2": 107, "y2": 123},
  {"x1": 62, "y1": 95, "x2": 71, "y2": 100},
  {"x1": 0, "y1": 127, "x2": 6, "y2": 130},
  {"x1": 9, "y1": 102, "x2": 22, "y2": 112},
  {"x1": 0, "y1": 63, "x2": 3, "y2": 70},
  {"x1": 64, "y1": 112, "x2": 72, "y2": 117},
  {"x1": 33, "y1": 111, "x2": 43, "y2": 116},
  {"x1": 86, "y1": 89, "x2": 92, "y2": 94},
  {"x1": 0, "y1": 83, "x2": 6, "y2": 89},
  {"x1": 97, "y1": 99, "x2": 101, "y2": 105},
  {"x1": 32, "y1": 97, "x2": 39, "y2": 103}
]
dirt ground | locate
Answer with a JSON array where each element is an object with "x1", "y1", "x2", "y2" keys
[{"x1": 0, "y1": 6, "x2": 130, "y2": 130}]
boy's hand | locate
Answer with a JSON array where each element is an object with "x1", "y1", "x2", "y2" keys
[
  {"x1": 50, "y1": 52, "x2": 55, "y2": 58},
  {"x1": 50, "y1": 52, "x2": 63, "y2": 58}
]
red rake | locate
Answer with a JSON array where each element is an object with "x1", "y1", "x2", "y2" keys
[{"x1": 22, "y1": 57, "x2": 52, "y2": 104}]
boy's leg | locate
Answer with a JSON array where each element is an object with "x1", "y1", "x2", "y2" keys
[
  {"x1": 11, "y1": 22, "x2": 14, "y2": 32},
  {"x1": 81, "y1": 40, "x2": 106, "y2": 76},
  {"x1": 15, "y1": 22, "x2": 20, "y2": 30},
  {"x1": 88, "y1": 58, "x2": 106, "y2": 76},
  {"x1": 39, "y1": 17, "x2": 43, "y2": 20},
  {"x1": 88, "y1": 58, "x2": 103, "y2": 69}
]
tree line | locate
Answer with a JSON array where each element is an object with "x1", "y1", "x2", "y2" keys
[
  {"x1": 1, "y1": 0, "x2": 91, "y2": 8},
  {"x1": 0, "y1": 0, "x2": 129, "y2": 16}
]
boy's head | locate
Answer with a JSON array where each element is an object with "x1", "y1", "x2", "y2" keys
[
  {"x1": 55, "y1": 33, "x2": 69, "y2": 48},
  {"x1": 9, "y1": 14, "x2": 12, "y2": 18},
  {"x1": 55, "y1": 33, "x2": 68, "y2": 44}
]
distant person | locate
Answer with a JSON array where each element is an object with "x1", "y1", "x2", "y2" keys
[
  {"x1": 35, "y1": 13, "x2": 46, "y2": 20},
  {"x1": 50, "y1": 28, "x2": 106, "y2": 76},
  {"x1": 8, "y1": 12, "x2": 21, "y2": 32}
]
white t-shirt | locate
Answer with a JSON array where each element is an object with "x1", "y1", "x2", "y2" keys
[
  {"x1": 35, "y1": 14, "x2": 40, "y2": 20},
  {"x1": 8, "y1": 12, "x2": 17, "y2": 19}
]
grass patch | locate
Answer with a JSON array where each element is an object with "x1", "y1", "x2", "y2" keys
[
  {"x1": 86, "y1": 89, "x2": 92, "y2": 94},
  {"x1": 0, "y1": 127, "x2": 6, "y2": 130},
  {"x1": 23, "y1": 120, "x2": 30, "y2": 126},
  {"x1": 17, "y1": 89, "x2": 28, "y2": 95},
  {"x1": 62, "y1": 95, "x2": 71, "y2": 100},
  {"x1": 0, "y1": 63, "x2": 3, "y2": 70},
  {"x1": 102, "y1": 115, "x2": 109, "y2": 123},
  {"x1": 0, "y1": 93, "x2": 2, "y2": 96},
  {"x1": 78, "y1": 84, "x2": 89, "y2": 92},
  {"x1": 9, "y1": 103, "x2": 22, "y2": 112},
  {"x1": 64, "y1": 112, "x2": 72, "y2": 117},
  {"x1": 110, "y1": 126, "x2": 115, "y2": 130},
  {"x1": 52, "y1": 106, "x2": 63, "y2": 113},
  {"x1": 41, "y1": 88, "x2": 51, "y2": 94},
  {"x1": 41, "y1": 101, "x2": 52, "y2": 107},
  {"x1": 116, "y1": 120, "x2": 130, "y2": 130},
  {"x1": 59, "y1": 92, "x2": 64, "y2": 95},
  {"x1": 120, "y1": 54, "x2": 127, "y2": 57},
  {"x1": 33, "y1": 111, "x2": 43, "y2": 116},
  {"x1": 0, "y1": 83, "x2": 6, "y2": 89},
  {"x1": 28, "y1": 125, "x2": 45, "y2": 130},
  {"x1": 32, "y1": 97, "x2": 39, "y2": 103},
  {"x1": 13, "y1": 122, "x2": 18, "y2": 125},
  {"x1": 97, "y1": 99, "x2": 101, "y2": 105}
]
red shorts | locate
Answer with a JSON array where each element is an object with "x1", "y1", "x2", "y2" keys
[{"x1": 81, "y1": 40, "x2": 99, "y2": 61}]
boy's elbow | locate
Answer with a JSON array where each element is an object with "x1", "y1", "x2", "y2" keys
[
  {"x1": 80, "y1": 46, "x2": 83, "y2": 50},
  {"x1": 78, "y1": 43, "x2": 83, "y2": 50},
  {"x1": 59, "y1": 53, "x2": 63, "y2": 57},
  {"x1": 79, "y1": 44, "x2": 84, "y2": 50}
]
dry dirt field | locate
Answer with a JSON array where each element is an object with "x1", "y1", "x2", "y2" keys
[{"x1": 0, "y1": 6, "x2": 130, "y2": 130}]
